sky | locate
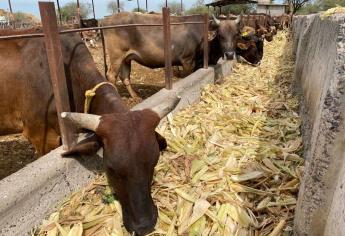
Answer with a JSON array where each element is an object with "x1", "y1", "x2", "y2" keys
[{"x1": 0, "y1": 0, "x2": 216, "y2": 18}]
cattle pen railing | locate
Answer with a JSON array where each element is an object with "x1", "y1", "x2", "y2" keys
[{"x1": 0, "y1": 1, "x2": 210, "y2": 151}]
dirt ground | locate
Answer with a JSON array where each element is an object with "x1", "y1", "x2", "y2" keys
[{"x1": 0, "y1": 39, "x2": 181, "y2": 180}]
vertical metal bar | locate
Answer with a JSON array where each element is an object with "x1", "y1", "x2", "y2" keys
[
  {"x1": 117, "y1": 0, "x2": 120, "y2": 13},
  {"x1": 56, "y1": 0, "x2": 62, "y2": 25},
  {"x1": 180, "y1": 0, "x2": 183, "y2": 15},
  {"x1": 146, "y1": 0, "x2": 148, "y2": 12},
  {"x1": 137, "y1": 0, "x2": 140, "y2": 12},
  {"x1": 165, "y1": 0, "x2": 168, "y2": 7},
  {"x1": 91, "y1": 0, "x2": 96, "y2": 19},
  {"x1": 203, "y1": 14, "x2": 209, "y2": 69},
  {"x1": 100, "y1": 29, "x2": 108, "y2": 79},
  {"x1": 76, "y1": 0, "x2": 81, "y2": 25},
  {"x1": 162, "y1": 7, "x2": 172, "y2": 90},
  {"x1": 39, "y1": 2, "x2": 76, "y2": 150},
  {"x1": 8, "y1": 0, "x2": 13, "y2": 14}
]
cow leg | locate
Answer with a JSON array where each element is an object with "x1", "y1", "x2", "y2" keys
[
  {"x1": 119, "y1": 60, "x2": 140, "y2": 98},
  {"x1": 23, "y1": 125, "x2": 61, "y2": 156},
  {"x1": 180, "y1": 59, "x2": 195, "y2": 77}
]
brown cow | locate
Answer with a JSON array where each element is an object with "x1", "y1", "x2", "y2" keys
[
  {"x1": 101, "y1": 13, "x2": 263, "y2": 98},
  {"x1": 0, "y1": 28, "x2": 179, "y2": 235}
]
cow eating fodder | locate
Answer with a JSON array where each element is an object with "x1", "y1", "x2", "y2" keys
[{"x1": 101, "y1": 13, "x2": 264, "y2": 98}]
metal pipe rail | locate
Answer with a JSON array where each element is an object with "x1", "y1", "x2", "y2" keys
[{"x1": 0, "y1": 22, "x2": 205, "y2": 40}]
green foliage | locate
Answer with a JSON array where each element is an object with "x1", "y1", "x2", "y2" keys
[
  {"x1": 296, "y1": 2, "x2": 321, "y2": 14},
  {"x1": 185, "y1": 0, "x2": 212, "y2": 15},
  {"x1": 318, "y1": 0, "x2": 345, "y2": 10},
  {"x1": 296, "y1": 0, "x2": 345, "y2": 14},
  {"x1": 159, "y1": 1, "x2": 184, "y2": 15},
  {"x1": 107, "y1": 1, "x2": 124, "y2": 14},
  {"x1": 59, "y1": 2, "x2": 91, "y2": 21},
  {"x1": 132, "y1": 7, "x2": 147, "y2": 13},
  {"x1": 218, "y1": 4, "x2": 255, "y2": 15}
]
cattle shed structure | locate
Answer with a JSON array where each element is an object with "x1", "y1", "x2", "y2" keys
[
  {"x1": 205, "y1": 0, "x2": 258, "y2": 14},
  {"x1": 256, "y1": 0, "x2": 288, "y2": 16}
]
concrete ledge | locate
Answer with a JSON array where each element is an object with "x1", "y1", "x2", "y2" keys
[
  {"x1": 292, "y1": 13, "x2": 345, "y2": 236},
  {"x1": 0, "y1": 60, "x2": 233, "y2": 235}
]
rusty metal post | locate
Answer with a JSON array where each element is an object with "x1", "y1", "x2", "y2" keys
[
  {"x1": 91, "y1": 0, "x2": 96, "y2": 19},
  {"x1": 117, "y1": 0, "x2": 120, "y2": 13},
  {"x1": 56, "y1": 0, "x2": 62, "y2": 25},
  {"x1": 180, "y1": 0, "x2": 183, "y2": 15},
  {"x1": 100, "y1": 29, "x2": 108, "y2": 79},
  {"x1": 76, "y1": 0, "x2": 81, "y2": 25},
  {"x1": 8, "y1": 0, "x2": 13, "y2": 14},
  {"x1": 162, "y1": 7, "x2": 172, "y2": 90},
  {"x1": 39, "y1": 2, "x2": 76, "y2": 150},
  {"x1": 203, "y1": 14, "x2": 209, "y2": 69}
]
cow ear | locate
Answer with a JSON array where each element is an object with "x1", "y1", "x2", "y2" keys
[
  {"x1": 155, "y1": 132, "x2": 167, "y2": 151},
  {"x1": 61, "y1": 134, "x2": 102, "y2": 157},
  {"x1": 208, "y1": 31, "x2": 217, "y2": 41},
  {"x1": 237, "y1": 42, "x2": 249, "y2": 50}
]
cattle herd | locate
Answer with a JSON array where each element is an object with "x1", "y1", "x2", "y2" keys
[{"x1": 0, "y1": 12, "x2": 290, "y2": 235}]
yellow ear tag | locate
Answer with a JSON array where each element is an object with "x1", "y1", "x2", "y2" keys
[{"x1": 241, "y1": 31, "x2": 248, "y2": 37}]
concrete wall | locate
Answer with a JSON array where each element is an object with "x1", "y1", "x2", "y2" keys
[
  {"x1": 0, "y1": 60, "x2": 232, "y2": 236},
  {"x1": 292, "y1": 14, "x2": 345, "y2": 236}
]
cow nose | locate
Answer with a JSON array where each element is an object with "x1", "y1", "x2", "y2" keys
[
  {"x1": 131, "y1": 205, "x2": 158, "y2": 235},
  {"x1": 224, "y1": 51, "x2": 234, "y2": 60}
]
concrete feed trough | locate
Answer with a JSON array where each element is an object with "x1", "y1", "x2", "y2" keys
[{"x1": 0, "y1": 60, "x2": 233, "y2": 236}]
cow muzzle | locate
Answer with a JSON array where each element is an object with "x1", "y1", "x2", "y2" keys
[
  {"x1": 224, "y1": 51, "x2": 235, "y2": 60},
  {"x1": 124, "y1": 204, "x2": 158, "y2": 236}
]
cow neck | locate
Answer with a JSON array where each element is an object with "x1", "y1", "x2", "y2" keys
[
  {"x1": 74, "y1": 70, "x2": 129, "y2": 115},
  {"x1": 88, "y1": 84, "x2": 129, "y2": 115}
]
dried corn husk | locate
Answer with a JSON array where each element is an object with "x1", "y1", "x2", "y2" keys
[{"x1": 35, "y1": 31, "x2": 302, "y2": 236}]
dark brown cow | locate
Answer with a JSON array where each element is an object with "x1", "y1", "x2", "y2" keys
[
  {"x1": 101, "y1": 13, "x2": 263, "y2": 98},
  {"x1": 0, "y1": 28, "x2": 178, "y2": 235}
]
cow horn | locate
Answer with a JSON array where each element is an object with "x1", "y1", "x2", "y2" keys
[
  {"x1": 61, "y1": 112, "x2": 101, "y2": 132},
  {"x1": 235, "y1": 15, "x2": 241, "y2": 25},
  {"x1": 151, "y1": 96, "x2": 181, "y2": 119},
  {"x1": 212, "y1": 14, "x2": 220, "y2": 25}
]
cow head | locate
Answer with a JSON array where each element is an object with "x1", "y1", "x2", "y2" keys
[
  {"x1": 236, "y1": 34, "x2": 264, "y2": 66},
  {"x1": 61, "y1": 97, "x2": 180, "y2": 235},
  {"x1": 209, "y1": 14, "x2": 242, "y2": 60}
]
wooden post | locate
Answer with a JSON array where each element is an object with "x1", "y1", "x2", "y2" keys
[
  {"x1": 39, "y1": 2, "x2": 76, "y2": 150},
  {"x1": 203, "y1": 14, "x2": 209, "y2": 69},
  {"x1": 162, "y1": 7, "x2": 172, "y2": 90},
  {"x1": 91, "y1": 0, "x2": 96, "y2": 19}
]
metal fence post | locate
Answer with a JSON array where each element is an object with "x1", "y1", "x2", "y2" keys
[
  {"x1": 100, "y1": 29, "x2": 108, "y2": 79},
  {"x1": 203, "y1": 14, "x2": 209, "y2": 69},
  {"x1": 39, "y1": 1, "x2": 76, "y2": 150},
  {"x1": 163, "y1": 7, "x2": 172, "y2": 90}
]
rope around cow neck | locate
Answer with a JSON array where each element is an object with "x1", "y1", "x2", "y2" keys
[{"x1": 84, "y1": 82, "x2": 117, "y2": 114}]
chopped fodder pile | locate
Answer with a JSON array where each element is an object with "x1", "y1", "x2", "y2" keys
[{"x1": 36, "y1": 31, "x2": 303, "y2": 236}]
